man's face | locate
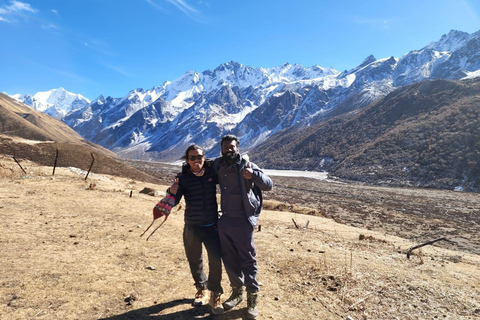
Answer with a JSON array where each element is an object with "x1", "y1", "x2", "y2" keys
[
  {"x1": 221, "y1": 139, "x2": 239, "y2": 162},
  {"x1": 187, "y1": 149, "x2": 205, "y2": 172}
]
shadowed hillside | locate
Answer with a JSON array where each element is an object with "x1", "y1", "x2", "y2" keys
[{"x1": 253, "y1": 78, "x2": 480, "y2": 192}]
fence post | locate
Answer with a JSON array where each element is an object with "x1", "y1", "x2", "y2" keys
[
  {"x1": 85, "y1": 153, "x2": 95, "y2": 180},
  {"x1": 13, "y1": 156, "x2": 27, "y2": 175},
  {"x1": 52, "y1": 148, "x2": 59, "y2": 175}
]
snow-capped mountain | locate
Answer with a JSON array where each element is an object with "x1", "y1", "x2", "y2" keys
[
  {"x1": 9, "y1": 29, "x2": 480, "y2": 162},
  {"x1": 10, "y1": 87, "x2": 90, "y2": 120},
  {"x1": 62, "y1": 61, "x2": 346, "y2": 160}
]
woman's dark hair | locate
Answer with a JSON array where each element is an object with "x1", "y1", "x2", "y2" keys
[{"x1": 181, "y1": 144, "x2": 204, "y2": 160}]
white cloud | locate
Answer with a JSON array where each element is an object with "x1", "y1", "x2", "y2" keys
[
  {"x1": 54, "y1": 69, "x2": 96, "y2": 84},
  {"x1": 0, "y1": 1, "x2": 38, "y2": 23},
  {"x1": 146, "y1": 0, "x2": 168, "y2": 12},
  {"x1": 105, "y1": 64, "x2": 133, "y2": 77},
  {"x1": 353, "y1": 15, "x2": 391, "y2": 29},
  {"x1": 29, "y1": 61, "x2": 98, "y2": 85},
  {"x1": 83, "y1": 38, "x2": 115, "y2": 57},
  {"x1": 148, "y1": 0, "x2": 206, "y2": 23},
  {"x1": 458, "y1": 0, "x2": 480, "y2": 27},
  {"x1": 5, "y1": 1, "x2": 37, "y2": 13},
  {"x1": 166, "y1": 0, "x2": 199, "y2": 15},
  {"x1": 41, "y1": 23, "x2": 58, "y2": 30}
]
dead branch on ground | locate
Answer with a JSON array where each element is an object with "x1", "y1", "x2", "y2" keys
[{"x1": 406, "y1": 237, "x2": 456, "y2": 259}]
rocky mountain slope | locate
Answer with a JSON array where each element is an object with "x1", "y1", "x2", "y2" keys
[
  {"x1": 252, "y1": 78, "x2": 480, "y2": 192},
  {"x1": 10, "y1": 29, "x2": 480, "y2": 164}
]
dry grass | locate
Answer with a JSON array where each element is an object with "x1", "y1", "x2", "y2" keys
[
  {"x1": 1, "y1": 156, "x2": 479, "y2": 320},
  {"x1": 0, "y1": 135, "x2": 161, "y2": 185},
  {"x1": 263, "y1": 199, "x2": 324, "y2": 217}
]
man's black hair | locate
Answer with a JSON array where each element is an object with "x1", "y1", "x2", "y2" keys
[{"x1": 221, "y1": 134, "x2": 240, "y2": 146}]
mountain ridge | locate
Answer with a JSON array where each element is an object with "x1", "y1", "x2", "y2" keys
[
  {"x1": 252, "y1": 78, "x2": 480, "y2": 191},
  {"x1": 65, "y1": 29, "x2": 480, "y2": 161},
  {"x1": 5, "y1": 29, "x2": 480, "y2": 191}
]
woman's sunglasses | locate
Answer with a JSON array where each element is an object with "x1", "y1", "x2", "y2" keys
[{"x1": 189, "y1": 155, "x2": 204, "y2": 161}]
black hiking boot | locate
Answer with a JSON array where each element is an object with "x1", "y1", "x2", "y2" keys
[
  {"x1": 222, "y1": 286, "x2": 244, "y2": 311},
  {"x1": 246, "y1": 291, "x2": 258, "y2": 319}
]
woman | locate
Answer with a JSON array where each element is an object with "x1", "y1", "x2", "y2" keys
[{"x1": 166, "y1": 144, "x2": 224, "y2": 315}]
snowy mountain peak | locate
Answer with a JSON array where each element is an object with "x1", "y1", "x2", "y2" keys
[
  {"x1": 9, "y1": 87, "x2": 90, "y2": 120},
  {"x1": 339, "y1": 54, "x2": 378, "y2": 78},
  {"x1": 215, "y1": 60, "x2": 243, "y2": 72},
  {"x1": 426, "y1": 29, "x2": 471, "y2": 52},
  {"x1": 94, "y1": 95, "x2": 106, "y2": 104},
  {"x1": 7, "y1": 29, "x2": 480, "y2": 163},
  {"x1": 361, "y1": 55, "x2": 377, "y2": 66}
]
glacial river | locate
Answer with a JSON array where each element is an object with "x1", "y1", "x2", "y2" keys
[{"x1": 262, "y1": 169, "x2": 328, "y2": 180}]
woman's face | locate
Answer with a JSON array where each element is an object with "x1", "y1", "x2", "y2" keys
[{"x1": 187, "y1": 149, "x2": 205, "y2": 172}]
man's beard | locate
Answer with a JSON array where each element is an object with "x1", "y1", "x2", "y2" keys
[{"x1": 222, "y1": 151, "x2": 239, "y2": 162}]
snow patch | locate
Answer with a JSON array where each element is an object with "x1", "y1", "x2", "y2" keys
[{"x1": 462, "y1": 70, "x2": 480, "y2": 79}]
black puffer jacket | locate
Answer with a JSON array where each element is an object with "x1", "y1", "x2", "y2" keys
[{"x1": 171, "y1": 162, "x2": 219, "y2": 225}]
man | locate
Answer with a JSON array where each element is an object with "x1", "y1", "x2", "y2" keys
[
  {"x1": 166, "y1": 145, "x2": 224, "y2": 315},
  {"x1": 214, "y1": 135, "x2": 273, "y2": 320}
]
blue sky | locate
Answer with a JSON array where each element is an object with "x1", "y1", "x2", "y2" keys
[{"x1": 1, "y1": 0, "x2": 480, "y2": 100}]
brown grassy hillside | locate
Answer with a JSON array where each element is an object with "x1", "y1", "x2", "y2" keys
[
  {"x1": 0, "y1": 93, "x2": 95, "y2": 144},
  {"x1": 1, "y1": 157, "x2": 479, "y2": 320}
]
